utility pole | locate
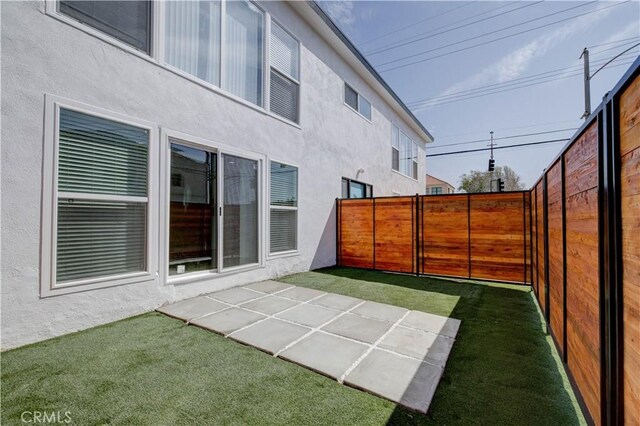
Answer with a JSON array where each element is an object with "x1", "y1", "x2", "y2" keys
[{"x1": 580, "y1": 47, "x2": 591, "y2": 120}]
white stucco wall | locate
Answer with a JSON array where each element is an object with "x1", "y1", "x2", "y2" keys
[{"x1": 0, "y1": 1, "x2": 427, "y2": 349}]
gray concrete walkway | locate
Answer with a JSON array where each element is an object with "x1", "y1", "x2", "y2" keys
[{"x1": 157, "y1": 280, "x2": 461, "y2": 414}]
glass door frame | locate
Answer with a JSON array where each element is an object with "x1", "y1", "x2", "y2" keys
[{"x1": 160, "y1": 128, "x2": 266, "y2": 285}]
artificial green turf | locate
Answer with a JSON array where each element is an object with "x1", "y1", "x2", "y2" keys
[{"x1": 1, "y1": 267, "x2": 586, "y2": 425}]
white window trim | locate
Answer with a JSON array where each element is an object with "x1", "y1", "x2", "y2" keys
[
  {"x1": 45, "y1": 0, "x2": 301, "y2": 130},
  {"x1": 343, "y1": 83, "x2": 372, "y2": 123},
  {"x1": 159, "y1": 128, "x2": 267, "y2": 286},
  {"x1": 40, "y1": 95, "x2": 159, "y2": 297},
  {"x1": 267, "y1": 158, "x2": 300, "y2": 258},
  {"x1": 391, "y1": 122, "x2": 420, "y2": 182}
]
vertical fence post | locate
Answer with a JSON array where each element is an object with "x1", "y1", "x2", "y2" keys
[
  {"x1": 561, "y1": 156, "x2": 568, "y2": 363},
  {"x1": 600, "y1": 93, "x2": 624, "y2": 426},
  {"x1": 543, "y1": 174, "x2": 550, "y2": 329},
  {"x1": 529, "y1": 191, "x2": 534, "y2": 288},
  {"x1": 415, "y1": 194, "x2": 420, "y2": 276},
  {"x1": 523, "y1": 192, "x2": 527, "y2": 285},
  {"x1": 335, "y1": 198, "x2": 340, "y2": 267},
  {"x1": 372, "y1": 198, "x2": 376, "y2": 271},
  {"x1": 467, "y1": 194, "x2": 471, "y2": 280}
]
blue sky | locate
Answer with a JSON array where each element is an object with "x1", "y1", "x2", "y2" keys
[{"x1": 319, "y1": 0, "x2": 640, "y2": 188}]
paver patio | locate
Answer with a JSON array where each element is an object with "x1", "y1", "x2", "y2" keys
[{"x1": 157, "y1": 280, "x2": 461, "y2": 414}]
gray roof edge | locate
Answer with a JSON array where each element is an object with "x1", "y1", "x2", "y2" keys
[{"x1": 308, "y1": 1, "x2": 434, "y2": 143}]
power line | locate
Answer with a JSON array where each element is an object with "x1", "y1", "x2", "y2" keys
[
  {"x1": 428, "y1": 128, "x2": 579, "y2": 149},
  {"x1": 590, "y1": 38, "x2": 640, "y2": 56},
  {"x1": 375, "y1": 1, "x2": 595, "y2": 65},
  {"x1": 359, "y1": 1, "x2": 481, "y2": 47},
  {"x1": 366, "y1": 1, "x2": 541, "y2": 56},
  {"x1": 435, "y1": 119, "x2": 579, "y2": 140},
  {"x1": 426, "y1": 138, "x2": 570, "y2": 157},
  {"x1": 410, "y1": 60, "x2": 635, "y2": 109},
  {"x1": 588, "y1": 36, "x2": 640, "y2": 49},
  {"x1": 378, "y1": 1, "x2": 628, "y2": 73},
  {"x1": 406, "y1": 53, "x2": 636, "y2": 106},
  {"x1": 590, "y1": 43, "x2": 640, "y2": 79}
]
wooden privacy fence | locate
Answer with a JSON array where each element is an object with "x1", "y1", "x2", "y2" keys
[
  {"x1": 336, "y1": 191, "x2": 532, "y2": 284},
  {"x1": 335, "y1": 57, "x2": 640, "y2": 425},
  {"x1": 530, "y1": 60, "x2": 640, "y2": 425}
]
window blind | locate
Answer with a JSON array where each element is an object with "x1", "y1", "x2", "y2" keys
[
  {"x1": 56, "y1": 108, "x2": 149, "y2": 284},
  {"x1": 58, "y1": 108, "x2": 148, "y2": 197},
  {"x1": 270, "y1": 22, "x2": 298, "y2": 80},
  {"x1": 270, "y1": 210, "x2": 296, "y2": 253},
  {"x1": 270, "y1": 161, "x2": 297, "y2": 253},
  {"x1": 270, "y1": 71, "x2": 299, "y2": 123},
  {"x1": 59, "y1": 1, "x2": 152, "y2": 53},
  {"x1": 56, "y1": 200, "x2": 146, "y2": 282}
]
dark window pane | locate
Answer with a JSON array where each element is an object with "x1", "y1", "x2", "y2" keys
[
  {"x1": 59, "y1": 1, "x2": 151, "y2": 53},
  {"x1": 345, "y1": 84, "x2": 358, "y2": 110},
  {"x1": 270, "y1": 70, "x2": 299, "y2": 123},
  {"x1": 169, "y1": 143, "x2": 217, "y2": 275},
  {"x1": 392, "y1": 148, "x2": 399, "y2": 171}
]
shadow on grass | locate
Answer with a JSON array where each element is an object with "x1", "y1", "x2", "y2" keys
[{"x1": 281, "y1": 267, "x2": 586, "y2": 426}]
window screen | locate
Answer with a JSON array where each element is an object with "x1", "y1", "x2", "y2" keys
[
  {"x1": 270, "y1": 70, "x2": 299, "y2": 123},
  {"x1": 59, "y1": 1, "x2": 152, "y2": 53}
]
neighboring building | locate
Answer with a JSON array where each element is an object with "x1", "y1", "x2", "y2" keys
[
  {"x1": 0, "y1": 0, "x2": 433, "y2": 348},
  {"x1": 426, "y1": 174, "x2": 455, "y2": 195}
]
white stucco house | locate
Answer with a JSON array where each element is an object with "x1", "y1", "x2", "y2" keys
[{"x1": 0, "y1": 0, "x2": 433, "y2": 349}]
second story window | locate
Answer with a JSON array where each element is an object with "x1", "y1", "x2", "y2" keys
[
  {"x1": 223, "y1": 0, "x2": 264, "y2": 106},
  {"x1": 344, "y1": 83, "x2": 371, "y2": 121},
  {"x1": 270, "y1": 22, "x2": 300, "y2": 123},
  {"x1": 165, "y1": 0, "x2": 221, "y2": 86},
  {"x1": 392, "y1": 123, "x2": 419, "y2": 180},
  {"x1": 59, "y1": 0, "x2": 152, "y2": 53}
]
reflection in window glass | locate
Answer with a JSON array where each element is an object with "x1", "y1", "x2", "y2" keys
[
  {"x1": 169, "y1": 142, "x2": 217, "y2": 275},
  {"x1": 223, "y1": 154, "x2": 258, "y2": 267}
]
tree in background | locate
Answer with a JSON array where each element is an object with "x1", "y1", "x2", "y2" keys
[{"x1": 458, "y1": 166, "x2": 525, "y2": 193}]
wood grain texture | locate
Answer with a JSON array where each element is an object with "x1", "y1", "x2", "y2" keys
[
  {"x1": 620, "y1": 74, "x2": 640, "y2": 426},
  {"x1": 469, "y1": 193, "x2": 526, "y2": 282},
  {"x1": 525, "y1": 192, "x2": 532, "y2": 285},
  {"x1": 536, "y1": 181, "x2": 546, "y2": 313},
  {"x1": 375, "y1": 197, "x2": 414, "y2": 273},
  {"x1": 564, "y1": 122, "x2": 601, "y2": 424},
  {"x1": 547, "y1": 162, "x2": 564, "y2": 355},
  {"x1": 532, "y1": 187, "x2": 538, "y2": 296},
  {"x1": 339, "y1": 199, "x2": 374, "y2": 269},
  {"x1": 422, "y1": 195, "x2": 469, "y2": 278}
]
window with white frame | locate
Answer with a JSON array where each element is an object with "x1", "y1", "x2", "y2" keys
[
  {"x1": 58, "y1": 0, "x2": 152, "y2": 53},
  {"x1": 270, "y1": 21, "x2": 300, "y2": 123},
  {"x1": 344, "y1": 83, "x2": 371, "y2": 120},
  {"x1": 392, "y1": 123, "x2": 418, "y2": 179},
  {"x1": 270, "y1": 161, "x2": 298, "y2": 254},
  {"x1": 53, "y1": 1, "x2": 304, "y2": 116},
  {"x1": 53, "y1": 107, "x2": 150, "y2": 285}
]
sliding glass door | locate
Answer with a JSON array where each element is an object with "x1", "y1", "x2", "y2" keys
[
  {"x1": 223, "y1": 154, "x2": 258, "y2": 268},
  {"x1": 169, "y1": 142, "x2": 217, "y2": 275},
  {"x1": 168, "y1": 142, "x2": 260, "y2": 276}
]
